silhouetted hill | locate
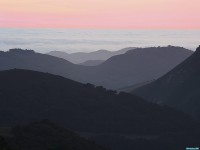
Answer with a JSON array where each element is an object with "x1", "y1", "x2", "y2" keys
[
  {"x1": 133, "y1": 45, "x2": 200, "y2": 119},
  {"x1": 0, "y1": 47, "x2": 193, "y2": 89},
  {"x1": 79, "y1": 60, "x2": 104, "y2": 66},
  {"x1": 47, "y1": 47, "x2": 135, "y2": 64},
  {"x1": 5, "y1": 120, "x2": 106, "y2": 150},
  {"x1": 0, "y1": 48, "x2": 86, "y2": 83},
  {"x1": 0, "y1": 69, "x2": 197, "y2": 135},
  {"x1": 95, "y1": 46, "x2": 193, "y2": 89}
]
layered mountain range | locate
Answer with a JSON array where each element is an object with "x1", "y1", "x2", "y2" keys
[
  {"x1": 0, "y1": 46, "x2": 193, "y2": 89},
  {"x1": 0, "y1": 44, "x2": 199, "y2": 150},
  {"x1": 47, "y1": 47, "x2": 135, "y2": 64}
]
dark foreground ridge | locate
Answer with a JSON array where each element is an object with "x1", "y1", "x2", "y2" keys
[
  {"x1": 0, "y1": 69, "x2": 198, "y2": 134},
  {"x1": 1, "y1": 120, "x2": 106, "y2": 150},
  {"x1": 0, "y1": 69, "x2": 200, "y2": 150}
]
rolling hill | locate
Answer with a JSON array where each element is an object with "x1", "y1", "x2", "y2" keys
[
  {"x1": 47, "y1": 47, "x2": 134, "y2": 64},
  {"x1": 3, "y1": 120, "x2": 106, "y2": 150},
  {"x1": 0, "y1": 46, "x2": 193, "y2": 89},
  {"x1": 0, "y1": 69, "x2": 197, "y2": 134},
  {"x1": 132, "y1": 45, "x2": 200, "y2": 119},
  {"x1": 92, "y1": 46, "x2": 193, "y2": 88}
]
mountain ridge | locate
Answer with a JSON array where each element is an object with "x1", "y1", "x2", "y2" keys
[
  {"x1": 2, "y1": 120, "x2": 106, "y2": 150},
  {"x1": 95, "y1": 46, "x2": 193, "y2": 88},
  {"x1": 47, "y1": 47, "x2": 135, "y2": 64},
  {"x1": 0, "y1": 46, "x2": 193, "y2": 89},
  {"x1": 0, "y1": 69, "x2": 198, "y2": 134},
  {"x1": 132, "y1": 45, "x2": 200, "y2": 118}
]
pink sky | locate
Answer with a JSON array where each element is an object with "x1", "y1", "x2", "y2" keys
[{"x1": 0, "y1": 0, "x2": 200, "y2": 29}]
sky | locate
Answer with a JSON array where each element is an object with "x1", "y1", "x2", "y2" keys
[{"x1": 0, "y1": 0, "x2": 200, "y2": 29}]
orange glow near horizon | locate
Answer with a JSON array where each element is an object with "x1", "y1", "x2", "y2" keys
[{"x1": 0, "y1": 0, "x2": 200, "y2": 29}]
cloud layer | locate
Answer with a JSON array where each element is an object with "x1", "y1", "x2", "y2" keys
[{"x1": 0, "y1": 29, "x2": 199, "y2": 53}]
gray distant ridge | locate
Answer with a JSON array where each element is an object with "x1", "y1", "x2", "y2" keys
[
  {"x1": 0, "y1": 46, "x2": 193, "y2": 89},
  {"x1": 47, "y1": 47, "x2": 136, "y2": 64},
  {"x1": 96, "y1": 46, "x2": 193, "y2": 89}
]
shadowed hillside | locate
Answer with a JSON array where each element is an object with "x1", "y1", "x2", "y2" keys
[
  {"x1": 0, "y1": 69, "x2": 198, "y2": 134},
  {"x1": 4, "y1": 120, "x2": 106, "y2": 150},
  {"x1": 96, "y1": 46, "x2": 193, "y2": 88},
  {"x1": 133, "y1": 45, "x2": 200, "y2": 119},
  {"x1": 0, "y1": 46, "x2": 193, "y2": 89}
]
